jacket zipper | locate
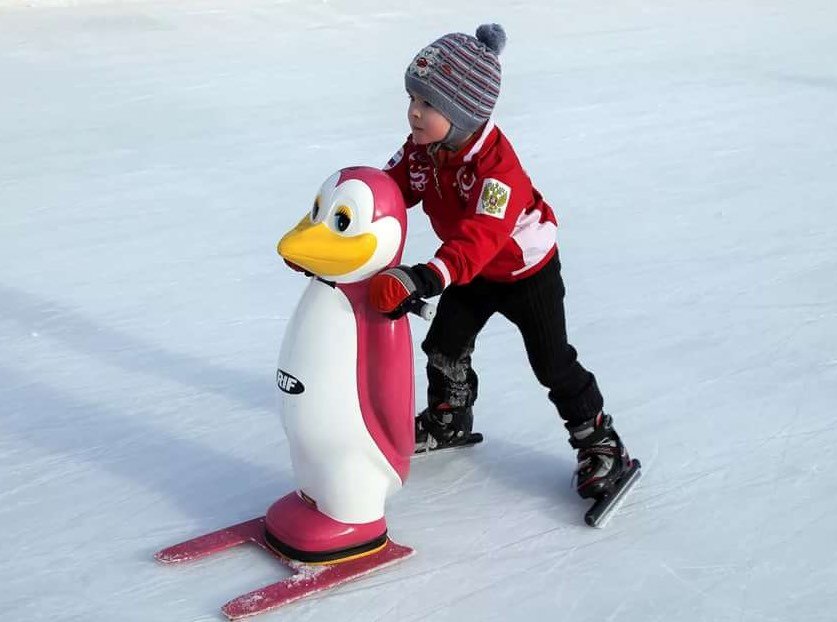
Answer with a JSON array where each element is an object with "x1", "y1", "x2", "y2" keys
[{"x1": 428, "y1": 147, "x2": 443, "y2": 198}]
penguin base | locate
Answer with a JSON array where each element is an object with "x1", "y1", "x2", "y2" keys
[
  {"x1": 264, "y1": 492, "x2": 389, "y2": 564},
  {"x1": 264, "y1": 526, "x2": 389, "y2": 565}
]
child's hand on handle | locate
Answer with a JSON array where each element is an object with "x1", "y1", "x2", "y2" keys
[
  {"x1": 369, "y1": 264, "x2": 444, "y2": 319},
  {"x1": 404, "y1": 297, "x2": 437, "y2": 321}
]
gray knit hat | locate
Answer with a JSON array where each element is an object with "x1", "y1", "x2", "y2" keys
[{"x1": 405, "y1": 23, "x2": 506, "y2": 148}]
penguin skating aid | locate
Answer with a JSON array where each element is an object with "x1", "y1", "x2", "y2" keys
[{"x1": 154, "y1": 168, "x2": 422, "y2": 618}]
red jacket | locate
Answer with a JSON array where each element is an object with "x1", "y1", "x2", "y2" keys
[{"x1": 383, "y1": 121, "x2": 558, "y2": 286}]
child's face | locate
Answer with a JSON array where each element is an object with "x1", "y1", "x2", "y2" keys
[{"x1": 407, "y1": 92, "x2": 451, "y2": 146}]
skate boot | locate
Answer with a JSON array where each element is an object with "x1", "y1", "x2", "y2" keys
[
  {"x1": 414, "y1": 404, "x2": 482, "y2": 454},
  {"x1": 567, "y1": 412, "x2": 633, "y2": 499},
  {"x1": 566, "y1": 412, "x2": 641, "y2": 527}
]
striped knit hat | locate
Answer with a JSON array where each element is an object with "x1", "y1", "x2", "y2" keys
[{"x1": 405, "y1": 24, "x2": 506, "y2": 148}]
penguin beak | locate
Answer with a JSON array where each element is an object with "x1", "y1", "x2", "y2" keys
[{"x1": 277, "y1": 216, "x2": 377, "y2": 277}]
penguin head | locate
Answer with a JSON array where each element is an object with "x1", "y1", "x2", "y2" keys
[{"x1": 277, "y1": 167, "x2": 407, "y2": 284}]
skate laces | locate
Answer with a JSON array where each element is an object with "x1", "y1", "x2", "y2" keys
[
  {"x1": 415, "y1": 412, "x2": 442, "y2": 453},
  {"x1": 414, "y1": 417, "x2": 432, "y2": 454},
  {"x1": 567, "y1": 413, "x2": 632, "y2": 495},
  {"x1": 570, "y1": 413, "x2": 621, "y2": 484}
]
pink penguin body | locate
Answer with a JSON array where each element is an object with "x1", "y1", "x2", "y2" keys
[{"x1": 268, "y1": 168, "x2": 414, "y2": 561}]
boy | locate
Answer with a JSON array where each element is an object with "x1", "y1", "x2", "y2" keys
[{"x1": 368, "y1": 24, "x2": 635, "y2": 505}]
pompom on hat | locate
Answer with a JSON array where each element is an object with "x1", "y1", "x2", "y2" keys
[{"x1": 405, "y1": 23, "x2": 506, "y2": 148}]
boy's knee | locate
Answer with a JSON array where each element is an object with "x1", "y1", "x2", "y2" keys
[{"x1": 421, "y1": 330, "x2": 471, "y2": 361}]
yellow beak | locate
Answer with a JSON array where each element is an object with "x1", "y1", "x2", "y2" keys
[{"x1": 277, "y1": 216, "x2": 377, "y2": 277}]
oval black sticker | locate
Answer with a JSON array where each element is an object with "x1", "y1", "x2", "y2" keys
[{"x1": 276, "y1": 369, "x2": 305, "y2": 394}]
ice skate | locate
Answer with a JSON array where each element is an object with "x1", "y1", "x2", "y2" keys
[
  {"x1": 414, "y1": 404, "x2": 483, "y2": 454},
  {"x1": 567, "y1": 412, "x2": 641, "y2": 527}
]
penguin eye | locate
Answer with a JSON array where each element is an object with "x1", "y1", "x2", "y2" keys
[{"x1": 334, "y1": 208, "x2": 351, "y2": 233}]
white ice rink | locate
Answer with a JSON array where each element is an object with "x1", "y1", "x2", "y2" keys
[{"x1": 1, "y1": 1, "x2": 836, "y2": 620}]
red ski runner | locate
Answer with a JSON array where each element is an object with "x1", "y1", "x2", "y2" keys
[{"x1": 155, "y1": 517, "x2": 414, "y2": 619}]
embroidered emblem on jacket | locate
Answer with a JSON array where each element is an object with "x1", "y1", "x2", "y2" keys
[
  {"x1": 477, "y1": 178, "x2": 511, "y2": 219},
  {"x1": 384, "y1": 147, "x2": 404, "y2": 171},
  {"x1": 456, "y1": 166, "x2": 476, "y2": 202},
  {"x1": 408, "y1": 151, "x2": 430, "y2": 193}
]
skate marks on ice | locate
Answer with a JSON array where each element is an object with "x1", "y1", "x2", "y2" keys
[
  {"x1": 0, "y1": 361, "x2": 285, "y2": 523},
  {"x1": 370, "y1": 515, "x2": 633, "y2": 622},
  {"x1": 0, "y1": 285, "x2": 288, "y2": 522},
  {"x1": 408, "y1": 436, "x2": 646, "y2": 530},
  {"x1": 0, "y1": 283, "x2": 271, "y2": 413}
]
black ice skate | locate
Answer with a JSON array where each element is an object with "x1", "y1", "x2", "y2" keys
[
  {"x1": 567, "y1": 412, "x2": 641, "y2": 527},
  {"x1": 414, "y1": 404, "x2": 483, "y2": 455}
]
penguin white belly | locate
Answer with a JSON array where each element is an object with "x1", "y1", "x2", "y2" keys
[{"x1": 277, "y1": 279, "x2": 401, "y2": 524}]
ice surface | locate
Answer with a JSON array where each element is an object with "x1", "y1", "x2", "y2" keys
[{"x1": 1, "y1": 1, "x2": 836, "y2": 620}]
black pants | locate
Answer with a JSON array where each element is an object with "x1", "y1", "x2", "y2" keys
[{"x1": 422, "y1": 252, "x2": 603, "y2": 425}]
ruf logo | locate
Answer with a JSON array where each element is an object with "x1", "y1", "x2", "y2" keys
[{"x1": 276, "y1": 369, "x2": 305, "y2": 394}]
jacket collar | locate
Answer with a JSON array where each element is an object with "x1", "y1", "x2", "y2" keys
[
  {"x1": 462, "y1": 119, "x2": 496, "y2": 163},
  {"x1": 428, "y1": 120, "x2": 497, "y2": 168}
]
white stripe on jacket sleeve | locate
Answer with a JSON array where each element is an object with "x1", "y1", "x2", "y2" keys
[{"x1": 428, "y1": 257, "x2": 452, "y2": 288}]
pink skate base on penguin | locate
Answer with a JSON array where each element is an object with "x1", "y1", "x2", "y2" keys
[{"x1": 155, "y1": 517, "x2": 414, "y2": 620}]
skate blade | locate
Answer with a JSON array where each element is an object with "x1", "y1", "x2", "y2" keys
[
  {"x1": 584, "y1": 459, "x2": 642, "y2": 528},
  {"x1": 412, "y1": 432, "x2": 484, "y2": 457}
]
